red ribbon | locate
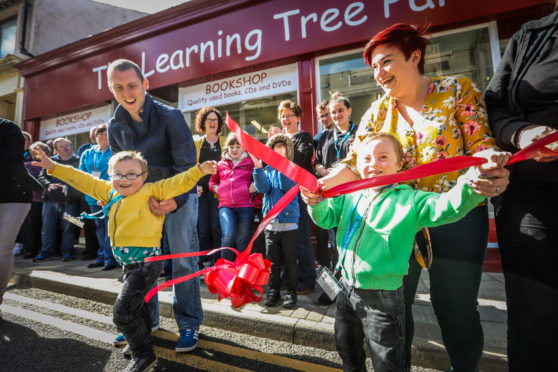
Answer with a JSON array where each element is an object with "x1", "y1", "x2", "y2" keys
[
  {"x1": 507, "y1": 131, "x2": 558, "y2": 164},
  {"x1": 144, "y1": 116, "x2": 557, "y2": 307}
]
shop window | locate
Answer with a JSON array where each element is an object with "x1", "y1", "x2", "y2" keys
[
  {"x1": 186, "y1": 93, "x2": 297, "y2": 143},
  {"x1": 318, "y1": 26, "x2": 495, "y2": 125},
  {"x1": 0, "y1": 17, "x2": 17, "y2": 58}
]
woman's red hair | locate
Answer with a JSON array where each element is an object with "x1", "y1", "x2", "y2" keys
[{"x1": 363, "y1": 23, "x2": 430, "y2": 74}]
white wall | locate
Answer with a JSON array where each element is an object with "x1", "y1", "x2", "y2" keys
[{"x1": 29, "y1": 0, "x2": 147, "y2": 55}]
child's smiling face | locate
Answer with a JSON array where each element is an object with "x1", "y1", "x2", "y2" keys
[
  {"x1": 228, "y1": 143, "x2": 244, "y2": 161},
  {"x1": 110, "y1": 159, "x2": 147, "y2": 196},
  {"x1": 357, "y1": 138, "x2": 402, "y2": 179}
]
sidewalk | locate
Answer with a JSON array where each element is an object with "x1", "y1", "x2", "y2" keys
[{"x1": 9, "y1": 247, "x2": 508, "y2": 371}]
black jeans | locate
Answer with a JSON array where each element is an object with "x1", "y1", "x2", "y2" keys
[
  {"x1": 496, "y1": 181, "x2": 558, "y2": 371},
  {"x1": 113, "y1": 261, "x2": 163, "y2": 358},
  {"x1": 21, "y1": 201, "x2": 43, "y2": 256},
  {"x1": 403, "y1": 206, "x2": 487, "y2": 372},
  {"x1": 264, "y1": 229, "x2": 298, "y2": 291},
  {"x1": 335, "y1": 280, "x2": 405, "y2": 372}
]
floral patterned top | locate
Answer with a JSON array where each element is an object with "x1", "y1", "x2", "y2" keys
[{"x1": 343, "y1": 75, "x2": 495, "y2": 193}]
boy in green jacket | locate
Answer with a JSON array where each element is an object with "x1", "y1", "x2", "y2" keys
[
  {"x1": 302, "y1": 133, "x2": 508, "y2": 371},
  {"x1": 33, "y1": 148, "x2": 216, "y2": 372}
]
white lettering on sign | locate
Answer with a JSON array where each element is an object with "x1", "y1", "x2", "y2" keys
[
  {"x1": 94, "y1": 29, "x2": 263, "y2": 90},
  {"x1": 384, "y1": 0, "x2": 445, "y2": 19},
  {"x1": 273, "y1": 2, "x2": 367, "y2": 41},
  {"x1": 92, "y1": 65, "x2": 108, "y2": 90},
  {"x1": 92, "y1": 0, "x2": 443, "y2": 90},
  {"x1": 40, "y1": 105, "x2": 112, "y2": 140},
  {"x1": 179, "y1": 64, "x2": 298, "y2": 113}
]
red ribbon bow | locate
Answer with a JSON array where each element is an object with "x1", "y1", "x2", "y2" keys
[{"x1": 204, "y1": 253, "x2": 271, "y2": 308}]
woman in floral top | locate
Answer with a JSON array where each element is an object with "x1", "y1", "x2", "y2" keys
[{"x1": 316, "y1": 24, "x2": 510, "y2": 372}]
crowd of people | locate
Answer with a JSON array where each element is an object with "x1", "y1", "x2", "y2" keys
[{"x1": 2, "y1": 13, "x2": 557, "y2": 372}]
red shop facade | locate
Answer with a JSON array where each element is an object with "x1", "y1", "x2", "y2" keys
[{"x1": 16, "y1": 0, "x2": 556, "y2": 271}]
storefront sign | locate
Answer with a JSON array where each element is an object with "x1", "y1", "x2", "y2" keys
[
  {"x1": 179, "y1": 64, "x2": 297, "y2": 112},
  {"x1": 39, "y1": 105, "x2": 112, "y2": 140},
  {"x1": 19, "y1": 0, "x2": 551, "y2": 120}
]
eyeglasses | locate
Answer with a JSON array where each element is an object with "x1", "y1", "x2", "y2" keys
[
  {"x1": 206, "y1": 118, "x2": 219, "y2": 123},
  {"x1": 280, "y1": 114, "x2": 297, "y2": 120},
  {"x1": 110, "y1": 172, "x2": 145, "y2": 180}
]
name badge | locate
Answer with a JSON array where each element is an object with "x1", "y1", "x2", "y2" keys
[{"x1": 91, "y1": 171, "x2": 101, "y2": 179}]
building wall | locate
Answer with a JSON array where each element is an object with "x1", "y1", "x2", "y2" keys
[
  {"x1": 0, "y1": 0, "x2": 146, "y2": 126},
  {"x1": 29, "y1": 0, "x2": 146, "y2": 55}
]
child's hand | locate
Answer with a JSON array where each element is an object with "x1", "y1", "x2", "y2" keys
[
  {"x1": 249, "y1": 153, "x2": 263, "y2": 168},
  {"x1": 32, "y1": 146, "x2": 56, "y2": 171},
  {"x1": 300, "y1": 186, "x2": 323, "y2": 206},
  {"x1": 268, "y1": 125, "x2": 282, "y2": 138},
  {"x1": 249, "y1": 182, "x2": 257, "y2": 193},
  {"x1": 199, "y1": 160, "x2": 217, "y2": 175}
]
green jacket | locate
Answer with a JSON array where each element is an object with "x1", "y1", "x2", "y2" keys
[{"x1": 309, "y1": 173, "x2": 485, "y2": 290}]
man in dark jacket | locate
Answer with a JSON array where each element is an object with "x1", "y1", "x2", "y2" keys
[
  {"x1": 33, "y1": 137, "x2": 81, "y2": 262},
  {"x1": 107, "y1": 59, "x2": 201, "y2": 369}
]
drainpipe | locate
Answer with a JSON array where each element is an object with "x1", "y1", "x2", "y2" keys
[{"x1": 19, "y1": 0, "x2": 34, "y2": 57}]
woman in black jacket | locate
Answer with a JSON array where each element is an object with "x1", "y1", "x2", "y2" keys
[
  {"x1": 0, "y1": 119, "x2": 42, "y2": 316},
  {"x1": 485, "y1": 10, "x2": 558, "y2": 371}
]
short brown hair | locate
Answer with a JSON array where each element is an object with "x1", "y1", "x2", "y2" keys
[
  {"x1": 52, "y1": 137, "x2": 71, "y2": 154},
  {"x1": 277, "y1": 100, "x2": 302, "y2": 120},
  {"x1": 29, "y1": 141, "x2": 51, "y2": 157},
  {"x1": 328, "y1": 91, "x2": 351, "y2": 110},
  {"x1": 224, "y1": 132, "x2": 240, "y2": 148},
  {"x1": 95, "y1": 123, "x2": 108, "y2": 137},
  {"x1": 108, "y1": 151, "x2": 148, "y2": 174},
  {"x1": 22, "y1": 131, "x2": 32, "y2": 143},
  {"x1": 107, "y1": 59, "x2": 144, "y2": 82},
  {"x1": 315, "y1": 99, "x2": 329, "y2": 112},
  {"x1": 194, "y1": 107, "x2": 223, "y2": 135},
  {"x1": 362, "y1": 132, "x2": 404, "y2": 164}
]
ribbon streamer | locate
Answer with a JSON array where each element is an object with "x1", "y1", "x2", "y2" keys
[{"x1": 144, "y1": 116, "x2": 558, "y2": 307}]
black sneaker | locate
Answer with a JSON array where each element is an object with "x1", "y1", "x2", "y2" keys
[
  {"x1": 317, "y1": 291, "x2": 335, "y2": 305},
  {"x1": 102, "y1": 263, "x2": 119, "y2": 271},
  {"x1": 264, "y1": 289, "x2": 281, "y2": 306},
  {"x1": 123, "y1": 353, "x2": 157, "y2": 372},
  {"x1": 283, "y1": 290, "x2": 297, "y2": 309}
]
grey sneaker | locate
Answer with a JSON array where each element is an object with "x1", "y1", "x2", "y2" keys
[
  {"x1": 122, "y1": 353, "x2": 157, "y2": 372},
  {"x1": 123, "y1": 324, "x2": 159, "y2": 357},
  {"x1": 283, "y1": 290, "x2": 297, "y2": 309},
  {"x1": 264, "y1": 289, "x2": 281, "y2": 306}
]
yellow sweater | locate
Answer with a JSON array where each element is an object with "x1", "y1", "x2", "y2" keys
[{"x1": 50, "y1": 164, "x2": 204, "y2": 248}]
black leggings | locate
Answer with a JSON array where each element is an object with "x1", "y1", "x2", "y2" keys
[
  {"x1": 404, "y1": 205, "x2": 488, "y2": 372},
  {"x1": 496, "y1": 181, "x2": 558, "y2": 372}
]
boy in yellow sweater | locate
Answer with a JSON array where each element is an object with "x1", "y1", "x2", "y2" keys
[{"x1": 33, "y1": 148, "x2": 216, "y2": 372}]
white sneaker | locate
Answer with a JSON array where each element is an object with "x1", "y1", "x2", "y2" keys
[{"x1": 13, "y1": 243, "x2": 23, "y2": 255}]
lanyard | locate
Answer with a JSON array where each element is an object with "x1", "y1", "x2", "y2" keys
[
  {"x1": 334, "y1": 185, "x2": 394, "y2": 273},
  {"x1": 334, "y1": 123, "x2": 354, "y2": 159},
  {"x1": 80, "y1": 189, "x2": 122, "y2": 220}
]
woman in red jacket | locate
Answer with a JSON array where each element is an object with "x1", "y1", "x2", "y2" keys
[{"x1": 209, "y1": 133, "x2": 256, "y2": 261}]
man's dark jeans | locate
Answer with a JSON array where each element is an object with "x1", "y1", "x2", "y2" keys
[
  {"x1": 335, "y1": 280, "x2": 405, "y2": 372},
  {"x1": 113, "y1": 261, "x2": 163, "y2": 358}
]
